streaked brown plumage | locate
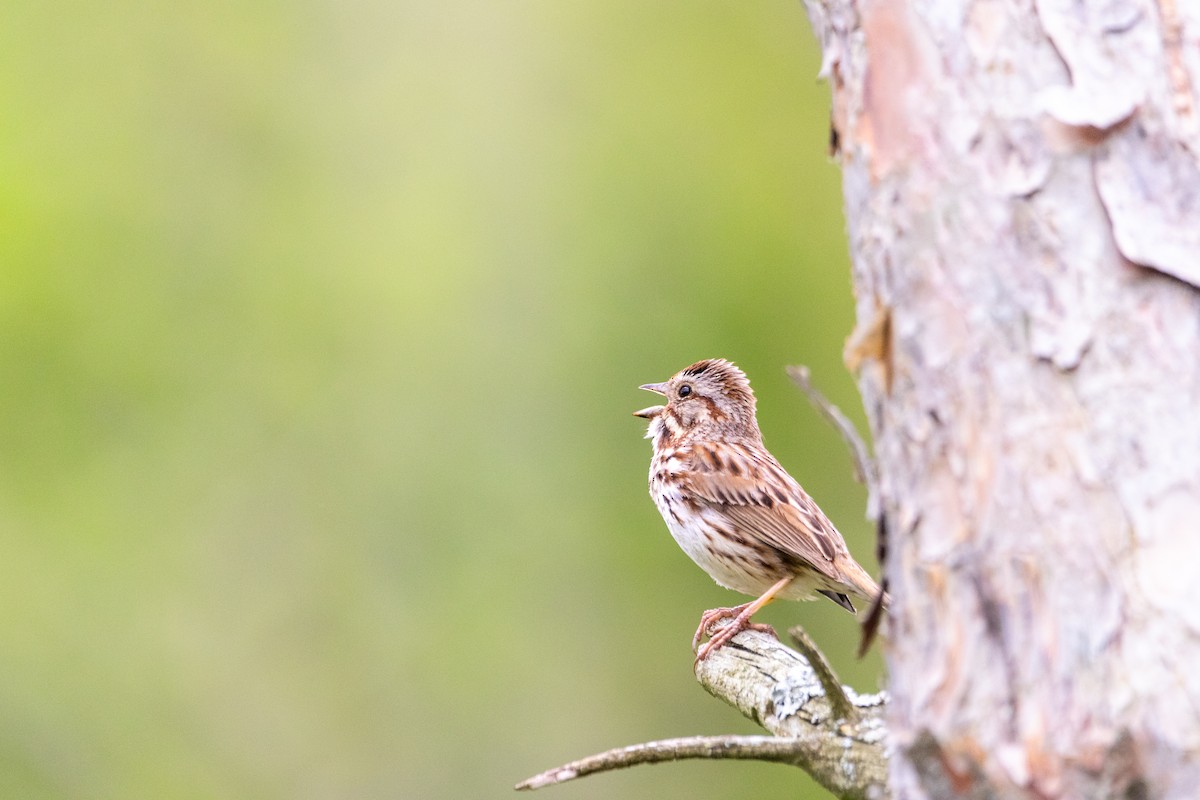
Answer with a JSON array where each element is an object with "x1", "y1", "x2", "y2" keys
[{"x1": 633, "y1": 358, "x2": 882, "y2": 661}]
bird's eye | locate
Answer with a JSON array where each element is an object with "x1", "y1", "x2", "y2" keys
[{"x1": 678, "y1": 384, "x2": 693, "y2": 398}]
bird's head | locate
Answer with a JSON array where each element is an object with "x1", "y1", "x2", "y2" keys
[{"x1": 633, "y1": 358, "x2": 759, "y2": 444}]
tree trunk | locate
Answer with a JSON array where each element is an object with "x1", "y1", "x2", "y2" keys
[{"x1": 805, "y1": 0, "x2": 1200, "y2": 797}]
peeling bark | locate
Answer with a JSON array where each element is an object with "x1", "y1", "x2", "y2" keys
[{"x1": 804, "y1": 0, "x2": 1200, "y2": 798}]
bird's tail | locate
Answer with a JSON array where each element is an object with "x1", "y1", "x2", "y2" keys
[{"x1": 839, "y1": 558, "x2": 888, "y2": 609}]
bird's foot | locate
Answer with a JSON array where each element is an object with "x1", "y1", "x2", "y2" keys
[
  {"x1": 691, "y1": 604, "x2": 750, "y2": 653},
  {"x1": 692, "y1": 605, "x2": 778, "y2": 664}
]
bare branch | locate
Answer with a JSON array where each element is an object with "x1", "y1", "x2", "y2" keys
[
  {"x1": 857, "y1": 515, "x2": 890, "y2": 657},
  {"x1": 515, "y1": 735, "x2": 811, "y2": 791},
  {"x1": 786, "y1": 365, "x2": 890, "y2": 656},
  {"x1": 786, "y1": 365, "x2": 879, "y2": 519}
]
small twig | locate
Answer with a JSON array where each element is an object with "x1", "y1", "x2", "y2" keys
[
  {"x1": 857, "y1": 515, "x2": 890, "y2": 657},
  {"x1": 786, "y1": 365, "x2": 879, "y2": 518},
  {"x1": 788, "y1": 626, "x2": 858, "y2": 723},
  {"x1": 515, "y1": 735, "x2": 808, "y2": 790},
  {"x1": 787, "y1": 364, "x2": 890, "y2": 656}
]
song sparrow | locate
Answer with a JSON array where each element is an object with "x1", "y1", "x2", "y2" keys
[{"x1": 633, "y1": 358, "x2": 882, "y2": 661}]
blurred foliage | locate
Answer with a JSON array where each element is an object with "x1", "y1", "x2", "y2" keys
[{"x1": 0, "y1": 0, "x2": 881, "y2": 798}]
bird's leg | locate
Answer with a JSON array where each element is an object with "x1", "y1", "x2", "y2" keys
[{"x1": 694, "y1": 576, "x2": 794, "y2": 663}]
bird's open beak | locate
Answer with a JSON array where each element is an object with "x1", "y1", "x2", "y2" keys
[{"x1": 633, "y1": 382, "x2": 667, "y2": 417}]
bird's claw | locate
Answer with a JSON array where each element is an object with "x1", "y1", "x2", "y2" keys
[
  {"x1": 691, "y1": 604, "x2": 779, "y2": 664},
  {"x1": 691, "y1": 603, "x2": 752, "y2": 653}
]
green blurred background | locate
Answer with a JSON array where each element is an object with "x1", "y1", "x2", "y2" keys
[{"x1": 0, "y1": 1, "x2": 882, "y2": 797}]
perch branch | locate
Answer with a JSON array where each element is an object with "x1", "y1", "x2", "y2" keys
[
  {"x1": 693, "y1": 629, "x2": 890, "y2": 800},
  {"x1": 517, "y1": 629, "x2": 890, "y2": 799}
]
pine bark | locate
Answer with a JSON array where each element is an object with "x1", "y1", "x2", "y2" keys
[{"x1": 804, "y1": 0, "x2": 1200, "y2": 797}]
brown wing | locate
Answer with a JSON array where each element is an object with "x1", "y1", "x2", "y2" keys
[{"x1": 676, "y1": 443, "x2": 850, "y2": 580}]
